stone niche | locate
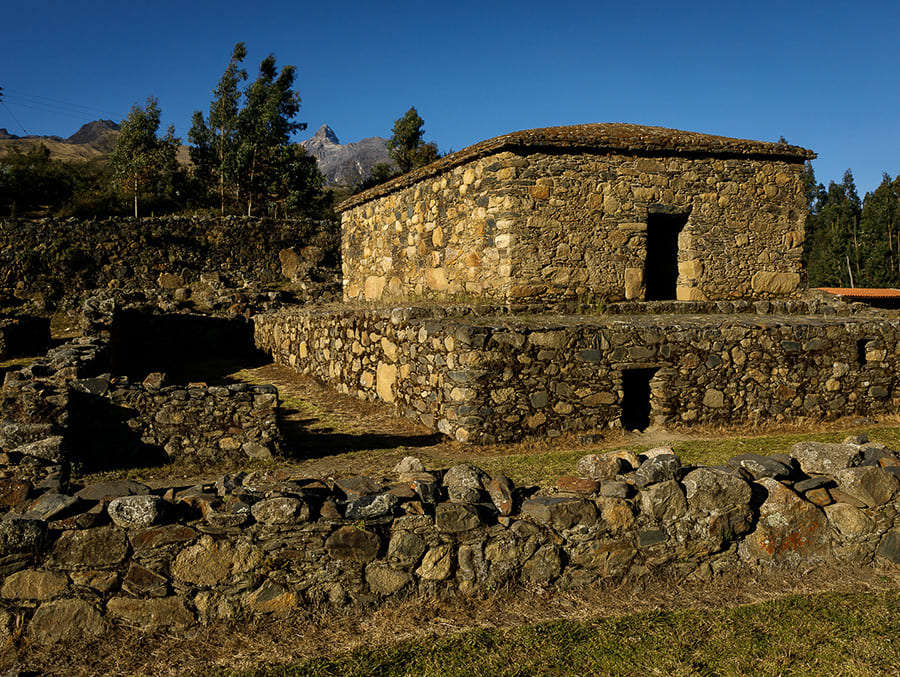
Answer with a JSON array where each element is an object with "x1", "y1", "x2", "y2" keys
[{"x1": 338, "y1": 123, "x2": 815, "y2": 306}]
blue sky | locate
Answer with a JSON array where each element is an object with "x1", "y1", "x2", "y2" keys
[{"x1": 1, "y1": 0, "x2": 897, "y2": 195}]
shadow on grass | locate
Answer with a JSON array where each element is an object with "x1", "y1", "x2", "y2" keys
[{"x1": 278, "y1": 407, "x2": 444, "y2": 457}]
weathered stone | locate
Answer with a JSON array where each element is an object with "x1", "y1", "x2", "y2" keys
[
  {"x1": 25, "y1": 492, "x2": 80, "y2": 520},
  {"x1": 833, "y1": 466, "x2": 899, "y2": 507},
  {"x1": 0, "y1": 478, "x2": 30, "y2": 507},
  {"x1": 345, "y1": 492, "x2": 399, "y2": 519},
  {"x1": 13, "y1": 435, "x2": 65, "y2": 462},
  {"x1": 416, "y1": 544, "x2": 454, "y2": 580},
  {"x1": 1, "y1": 568, "x2": 67, "y2": 599},
  {"x1": 790, "y1": 441, "x2": 862, "y2": 475},
  {"x1": 108, "y1": 495, "x2": 169, "y2": 528},
  {"x1": 640, "y1": 479, "x2": 687, "y2": 523},
  {"x1": 69, "y1": 570, "x2": 119, "y2": 593},
  {"x1": 387, "y1": 530, "x2": 426, "y2": 564},
  {"x1": 600, "y1": 481, "x2": 632, "y2": 498},
  {"x1": 122, "y1": 563, "x2": 168, "y2": 597},
  {"x1": 76, "y1": 479, "x2": 151, "y2": 502},
  {"x1": 742, "y1": 478, "x2": 829, "y2": 563},
  {"x1": 576, "y1": 453, "x2": 625, "y2": 480},
  {"x1": 28, "y1": 598, "x2": 105, "y2": 643},
  {"x1": 487, "y1": 475, "x2": 515, "y2": 515},
  {"x1": 107, "y1": 596, "x2": 194, "y2": 629},
  {"x1": 634, "y1": 454, "x2": 681, "y2": 488},
  {"x1": 824, "y1": 503, "x2": 873, "y2": 538},
  {"x1": 250, "y1": 497, "x2": 310, "y2": 524},
  {"x1": 366, "y1": 562, "x2": 412, "y2": 595},
  {"x1": 443, "y1": 464, "x2": 488, "y2": 503},
  {"x1": 726, "y1": 453, "x2": 792, "y2": 480},
  {"x1": 751, "y1": 271, "x2": 800, "y2": 295},
  {"x1": 638, "y1": 529, "x2": 668, "y2": 547},
  {"x1": 172, "y1": 536, "x2": 236, "y2": 585},
  {"x1": 130, "y1": 525, "x2": 197, "y2": 551},
  {"x1": 244, "y1": 580, "x2": 297, "y2": 615},
  {"x1": 334, "y1": 476, "x2": 383, "y2": 500},
  {"x1": 325, "y1": 526, "x2": 380, "y2": 562},
  {"x1": 394, "y1": 456, "x2": 425, "y2": 474},
  {"x1": 522, "y1": 544, "x2": 562, "y2": 585},
  {"x1": 682, "y1": 467, "x2": 752, "y2": 514},
  {"x1": 557, "y1": 476, "x2": 600, "y2": 494},
  {"x1": 521, "y1": 496, "x2": 597, "y2": 530},
  {"x1": 596, "y1": 497, "x2": 635, "y2": 533},
  {"x1": 50, "y1": 526, "x2": 128, "y2": 569},
  {"x1": 436, "y1": 502, "x2": 483, "y2": 532},
  {"x1": 876, "y1": 531, "x2": 900, "y2": 563}
]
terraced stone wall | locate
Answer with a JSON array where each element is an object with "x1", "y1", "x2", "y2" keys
[
  {"x1": 254, "y1": 306, "x2": 900, "y2": 444},
  {"x1": 340, "y1": 149, "x2": 807, "y2": 305},
  {"x1": 4, "y1": 441, "x2": 900, "y2": 646}
]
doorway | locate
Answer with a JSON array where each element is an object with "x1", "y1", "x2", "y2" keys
[
  {"x1": 645, "y1": 211, "x2": 690, "y2": 301},
  {"x1": 621, "y1": 367, "x2": 658, "y2": 431}
]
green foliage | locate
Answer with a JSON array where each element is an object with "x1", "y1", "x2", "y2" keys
[
  {"x1": 188, "y1": 43, "x2": 325, "y2": 218},
  {"x1": 804, "y1": 169, "x2": 862, "y2": 287},
  {"x1": 109, "y1": 96, "x2": 180, "y2": 218},
  {"x1": 858, "y1": 173, "x2": 900, "y2": 287},
  {"x1": 387, "y1": 106, "x2": 440, "y2": 174}
]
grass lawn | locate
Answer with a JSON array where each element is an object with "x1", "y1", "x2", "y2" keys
[{"x1": 231, "y1": 590, "x2": 900, "y2": 677}]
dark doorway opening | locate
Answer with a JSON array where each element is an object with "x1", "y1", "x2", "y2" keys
[
  {"x1": 857, "y1": 339, "x2": 869, "y2": 366},
  {"x1": 645, "y1": 211, "x2": 690, "y2": 301},
  {"x1": 621, "y1": 367, "x2": 658, "y2": 431}
]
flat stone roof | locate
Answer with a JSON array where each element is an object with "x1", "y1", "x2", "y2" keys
[{"x1": 338, "y1": 123, "x2": 817, "y2": 212}]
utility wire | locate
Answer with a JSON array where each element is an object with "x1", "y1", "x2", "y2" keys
[{"x1": 0, "y1": 101, "x2": 28, "y2": 135}]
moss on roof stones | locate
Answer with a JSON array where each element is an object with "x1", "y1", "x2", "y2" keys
[{"x1": 337, "y1": 122, "x2": 816, "y2": 212}]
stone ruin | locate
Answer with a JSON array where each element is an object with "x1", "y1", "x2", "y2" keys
[
  {"x1": 255, "y1": 123, "x2": 900, "y2": 442},
  {"x1": 3, "y1": 126, "x2": 900, "y2": 655}
]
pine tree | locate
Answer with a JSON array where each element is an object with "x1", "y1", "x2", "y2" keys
[
  {"x1": 805, "y1": 170, "x2": 862, "y2": 287},
  {"x1": 188, "y1": 42, "x2": 247, "y2": 214},
  {"x1": 859, "y1": 174, "x2": 900, "y2": 287},
  {"x1": 387, "y1": 107, "x2": 439, "y2": 174}
]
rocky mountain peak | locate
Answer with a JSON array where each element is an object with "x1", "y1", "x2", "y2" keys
[{"x1": 313, "y1": 124, "x2": 340, "y2": 145}]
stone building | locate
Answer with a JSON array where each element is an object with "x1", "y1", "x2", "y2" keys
[{"x1": 339, "y1": 123, "x2": 815, "y2": 306}]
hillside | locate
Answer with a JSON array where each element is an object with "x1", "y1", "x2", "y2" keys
[{"x1": 0, "y1": 119, "x2": 190, "y2": 163}]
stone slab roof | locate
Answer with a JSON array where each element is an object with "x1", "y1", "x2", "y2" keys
[{"x1": 338, "y1": 123, "x2": 817, "y2": 212}]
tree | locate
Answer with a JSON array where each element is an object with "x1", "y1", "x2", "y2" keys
[
  {"x1": 386, "y1": 107, "x2": 439, "y2": 174},
  {"x1": 859, "y1": 174, "x2": 900, "y2": 287},
  {"x1": 804, "y1": 170, "x2": 862, "y2": 287},
  {"x1": 110, "y1": 97, "x2": 179, "y2": 218},
  {"x1": 189, "y1": 42, "x2": 247, "y2": 214},
  {"x1": 236, "y1": 54, "x2": 304, "y2": 216}
]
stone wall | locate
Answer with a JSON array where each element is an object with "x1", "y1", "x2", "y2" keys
[
  {"x1": 254, "y1": 304, "x2": 900, "y2": 444},
  {"x1": 340, "y1": 124, "x2": 812, "y2": 306},
  {"x1": 0, "y1": 215, "x2": 339, "y2": 311},
  {"x1": 4, "y1": 439, "x2": 900, "y2": 644}
]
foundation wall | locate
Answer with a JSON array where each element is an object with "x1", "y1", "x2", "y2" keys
[{"x1": 254, "y1": 307, "x2": 900, "y2": 444}]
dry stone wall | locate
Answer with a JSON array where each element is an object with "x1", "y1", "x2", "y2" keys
[
  {"x1": 340, "y1": 125, "x2": 811, "y2": 306},
  {"x1": 254, "y1": 305, "x2": 900, "y2": 444},
  {"x1": 4, "y1": 439, "x2": 900, "y2": 644}
]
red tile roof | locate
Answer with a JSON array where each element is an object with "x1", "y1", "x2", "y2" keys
[{"x1": 817, "y1": 287, "x2": 900, "y2": 300}]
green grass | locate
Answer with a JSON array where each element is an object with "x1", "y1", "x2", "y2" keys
[{"x1": 220, "y1": 590, "x2": 900, "y2": 677}]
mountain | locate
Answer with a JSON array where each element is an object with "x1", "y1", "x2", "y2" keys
[
  {"x1": 301, "y1": 124, "x2": 394, "y2": 186},
  {"x1": 0, "y1": 119, "x2": 120, "y2": 161}
]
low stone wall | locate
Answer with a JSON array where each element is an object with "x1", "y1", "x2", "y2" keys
[
  {"x1": 68, "y1": 378, "x2": 281, "y2": 468},
  {"x1": 3, "y1": 438, "x2": 900, "y2": 644},
  {"x1": 253, "y1": 305, "x2": 900, "y2": 444}
]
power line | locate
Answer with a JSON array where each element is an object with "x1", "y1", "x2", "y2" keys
[{"x1": 1, "y1": 87, "x2": 123, "y2": 119}]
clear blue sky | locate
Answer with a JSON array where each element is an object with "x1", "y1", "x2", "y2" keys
[{"x1": 1, "y1": 0, "x2": 897, "y2": 195}]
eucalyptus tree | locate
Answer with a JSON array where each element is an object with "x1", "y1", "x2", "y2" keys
[
  {"x1": 109, "y1": 96, "x2": 179, "y2": 218},
  {"x1": 189, "y1": 42, "x2": 248, "y2": 214},
  {"x1": 387, "y1": 107, "x2": 439, "y2": 174}
]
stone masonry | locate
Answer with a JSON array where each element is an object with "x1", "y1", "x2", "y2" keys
[
  {"x1": 254, "y1": 302, "x2": 900, "y2": 444},
  {"x1": 339, "y1": 124, "x2": 815, "y2": 305}
]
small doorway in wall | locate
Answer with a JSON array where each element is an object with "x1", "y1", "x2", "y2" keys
[
  {"x1": 645, "y1": 209, "x2": 690, "y2": 301},
  {"x1": 621, "y1": 367, "x2": 658, "y2": 431}
]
